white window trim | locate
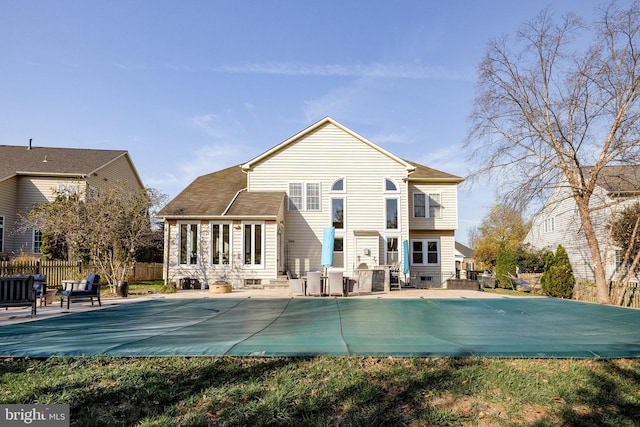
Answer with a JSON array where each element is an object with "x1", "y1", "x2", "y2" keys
[
  {"x1": 242, "y1": 221, "x2": 265, "y2": 269},
  {"x1": 288, "y1": 181, "x2": 322, "y2": 211},
  {"x1": 410, "y1": 238, "x2": 440, "y2": 266},
  {"x1": 177, "y1": 222, "x2": 200, "y2": 266},
  {"x1": 210, "y1": 221, "x2": 233, "y2": 267}
]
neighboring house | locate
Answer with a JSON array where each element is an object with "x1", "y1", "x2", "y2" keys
[
  {"x1": 454, "y1": 241, "x2": 475, "y2": 276},
  {"x1": 158, "y1": 117, "x2": 463, "y2": 289},
  {"x1": 523, "y1": 165, "x2": 640, "y2": 282},
  {"x1": 0, "y1": 143, "x2": 144, "y2": 257}
]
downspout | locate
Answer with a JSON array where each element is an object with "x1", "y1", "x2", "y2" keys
[{"x1": 164, "y1": 221, "x2": 170, "y2": 286}]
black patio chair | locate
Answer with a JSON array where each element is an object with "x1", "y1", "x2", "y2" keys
[{"x1": 60, "y1": 273, "x2": 102, "y2": 309}]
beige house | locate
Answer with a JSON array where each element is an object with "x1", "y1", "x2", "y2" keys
[
  {"x1": 158, "y1": 118, "x2": 463, "y2": 289},
  {"x1": 524, "y1": 165, "x2": 640, "y2": 282},
  {"x1": 0, "y1": 143, "x2": 143, "y2": 257}
]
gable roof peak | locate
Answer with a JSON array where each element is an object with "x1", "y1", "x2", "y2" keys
[{"x1": 241, "y1": 117, "x2": 416, "y2": 172}]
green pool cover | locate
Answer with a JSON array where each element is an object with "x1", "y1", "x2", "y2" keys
[{"x1": 2, "y1": 297, "x2": 640, "y2": 358}]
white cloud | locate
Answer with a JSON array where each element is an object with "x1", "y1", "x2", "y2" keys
[{"x1": 207, "y1": 62, "x2": 472, "y2": 81}]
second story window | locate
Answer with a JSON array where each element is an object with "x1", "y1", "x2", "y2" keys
[
  {"x1": 288, "y1": 182, "x2": 321, "y2": 211},
  {"x1": 413, "y1": 193, "x2": 441, "y2": 218}
]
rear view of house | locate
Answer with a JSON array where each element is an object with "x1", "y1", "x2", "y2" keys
[
  {"x1": 158, "y1": 118, "x2": 463, "y2": 290},
  {"x1": 0, "y1": 143, "x2": 143, "y2": 257}
]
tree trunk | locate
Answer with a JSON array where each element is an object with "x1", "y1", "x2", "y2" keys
[{"x1": 575, "y1": 199, "x2": 611, "y2": 304}]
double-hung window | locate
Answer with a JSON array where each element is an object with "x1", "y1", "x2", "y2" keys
[
  {"x1": 413, "y1": 193, "x2": 441, "y2": 218},
  {"x1": 211, "y1": 222, "x2": 231, "y2": 265},
  {"x1": 411, "y1": 239, "x2": 439, "y2": 265},
  {"x1": 179, "y1": 223, "x2": 199, "y2": 265},
  {"x1": 243, "y1": 222, "x2": 264, "y2": 267},
  {"x1": 288, "y1": 182, "x2": 321, "y2": 211}
]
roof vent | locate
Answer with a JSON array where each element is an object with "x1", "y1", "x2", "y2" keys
[
  {"x1": 28, "y1": 138, "x2": 32, "y2": 150},
  {"x1": 42, "y1": 156, "x2": 48, "y2": 163}
]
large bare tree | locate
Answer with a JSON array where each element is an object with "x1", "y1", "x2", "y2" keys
[{"x1": 466, "y1": 1, "x2": 640, "y2": 304}]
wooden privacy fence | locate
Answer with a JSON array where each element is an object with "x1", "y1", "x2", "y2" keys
[
  {"x1": 573, "y1": 281, "x2": 640, "y2": 308},
  {"x1": 0, "y1": 261, "x2": 163, "y2": 288}
]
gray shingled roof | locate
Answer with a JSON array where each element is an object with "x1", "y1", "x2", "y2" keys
[
  {"x1": 405, "y1": 159, "x2": 464, "y2": 182},
  {"x1": 158, "y1": 164, "x2": 285, "y2": 218},
  {"x1": 0, "y1": 145, "x2": 129, "y2": 181},
  {"x1": 585, "y1": 165, "x2": 640, "y2": 195}
]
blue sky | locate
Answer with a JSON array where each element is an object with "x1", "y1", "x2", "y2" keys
[{"x1": 1, "y1": 0, "x2": 618, "y2": 244}]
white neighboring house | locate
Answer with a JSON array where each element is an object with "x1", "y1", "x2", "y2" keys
[
  {"x1": 523, "y1": 166, "x2": 640, "y2": 282},
  {"x1": 157, "y1": 117, "x2": 464, "y2": 290},
  {"x1": 0, "y1": 143, "x2": 143, "y2": 257},
  {"x1": 454, "y1": 242, "x2": 475, "y2": 278}
]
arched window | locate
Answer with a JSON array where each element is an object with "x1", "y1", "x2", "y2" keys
[
  {"x1": 385, "y1": 178, "x2": 398, "y2": 192},
  {"x1": 331, "y1": 178, "x2": 344, "y2": 192}
]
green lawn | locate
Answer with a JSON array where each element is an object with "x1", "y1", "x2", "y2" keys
[{"x1": 2, "y1": 357, "x2": 639, "y2": 426}]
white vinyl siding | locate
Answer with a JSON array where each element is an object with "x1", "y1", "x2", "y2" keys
[
  {"x1": 408, "y1": 184, "x2": 457, "y2": 230},
  {"x1": 85, "y1": 154, "x2": 143, "y2": 190},
  {"x1": 247, "y1": 123, "x2": 411, "y2": 275},
  {"x1": 0, "y1": 178, "x2": 16, "y2": 254}
]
